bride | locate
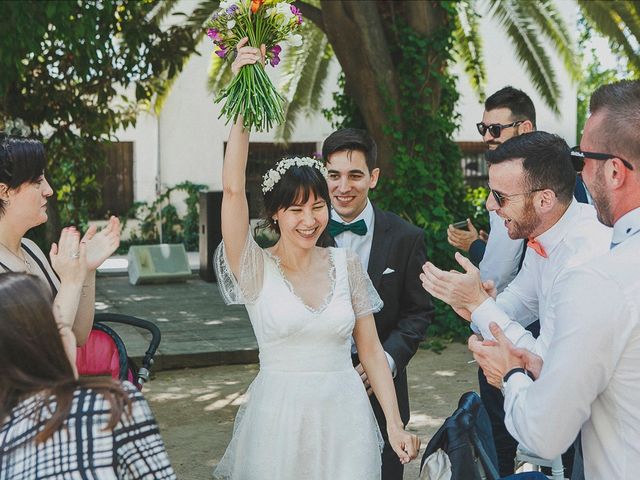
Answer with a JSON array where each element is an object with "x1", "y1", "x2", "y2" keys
[{"x1": 213, "y1": 38, "x2": 420, "y2": 480}]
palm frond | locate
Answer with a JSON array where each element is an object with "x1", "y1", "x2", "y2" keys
[
  {"x1": 146, "y1": 0, "x2": 181, "y2": 26},
  {"x1": 309, "y1": 42, "x2": 333, "y2": 111},
  {"x1": 453, "y1": 0, "x2": 486, "y2": 100},
  {"x1": 520, "y1": 0, "x2": 580, "y2": 82},
  {"x1": 614, "y1": 1, "x2": 640, "y2": 43},
  {"x1": 152, "y1": 0, "x2": 218, "y2": 112},
  {"x1": 274, "y1": 21, "x2": 332, "y2": 141},
  {"x1": 207, "y1": 52, "x2": 234, "y2": 96},
  {"x1": 579, "y1": 0, "x2": 640, "y2": 74},
  {"x1": 486, "y1": 0, "x2": 560, "y2": 112},
  {"x1": 183, "y1": 0, "x2": 221, "y2": 30}
]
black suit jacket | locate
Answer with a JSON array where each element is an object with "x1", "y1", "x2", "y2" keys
[{"x1": 324, "y1": 204, "x2": 434, "y2": 427}]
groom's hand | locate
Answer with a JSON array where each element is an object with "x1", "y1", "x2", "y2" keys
[{"x1": 355, "y1": 363, "x2": 373, "y2": 396}]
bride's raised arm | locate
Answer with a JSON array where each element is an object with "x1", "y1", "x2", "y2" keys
[{"x1": 220, "y1": 38, "x2": 265, "y2": 279}]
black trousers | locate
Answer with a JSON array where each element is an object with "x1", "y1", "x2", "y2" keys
[{"x1": 381, "y1": 442, "x2": 403, "y2": 480}]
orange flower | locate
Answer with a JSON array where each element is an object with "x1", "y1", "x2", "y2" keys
[{"x1": 250, "y1": 0, "x2": 263, "y2": 13}]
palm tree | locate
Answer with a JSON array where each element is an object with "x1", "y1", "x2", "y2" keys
[
  {"x1": 155, "y1": 0, "x2": 638, "y2": 169},
  {"x1": 145, "y1": 0, "x2": 639, "y2": 336}
]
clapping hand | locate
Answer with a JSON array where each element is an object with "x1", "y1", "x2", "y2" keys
[
  {"x1": 388, "y1": 425, "x2": 421, "y2": 464},
  {"x1": 420, "y1": 252, "x2": 490, "y2": 320},
  {"x1": 50, "y1": 227, "x2": 88, "y2": 285},
  {"x1": 468, "y1": 322, "x2": 527, "y2": 388},
  {"x1": 82, "y1": 216, "x2": 121, "y2": 271},
  {"x1": 512, "y1": 345, "x2": 543, "y2": 380}
]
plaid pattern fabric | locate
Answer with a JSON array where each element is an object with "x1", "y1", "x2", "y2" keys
[{"x1": 0, "y1": 382, "x2": 175, "y2": 479}]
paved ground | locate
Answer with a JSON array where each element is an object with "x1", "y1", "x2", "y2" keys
[{"x1": 95, "y1": 274, "x2": 258, "y2": 370}]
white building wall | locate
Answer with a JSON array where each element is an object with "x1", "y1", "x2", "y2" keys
[{"x1": 117, "y1": 0, "x2": 579, "y2": 205}]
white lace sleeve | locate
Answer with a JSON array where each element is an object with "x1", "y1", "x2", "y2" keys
[
  {"x1": 346, "y1": 249, "x2": 383, "y2": 318},
  {"x1": 213, "y1": 230, "x2": 264, "y2": 305}
]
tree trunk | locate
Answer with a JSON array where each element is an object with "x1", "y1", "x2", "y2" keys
[
  {"x1": 317, "y1": 0, "x2": 448, "y2": 176},
  {"x1": 319, "y1": 0, "x2": 401, "y2": 175}
]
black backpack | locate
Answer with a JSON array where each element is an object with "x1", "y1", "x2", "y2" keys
[{"x1": 420, "y1": 391, "x2": 500, "y2": 480}]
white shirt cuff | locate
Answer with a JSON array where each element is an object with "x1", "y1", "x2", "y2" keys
[
  {"x1": 504, "y1": 370, "x2": 533, "y2": 396},
  {"x1": 471, "y1": 297, "x2": 512, "y2": 341},
  {"x1": 385, "y1": 351, "x2": 397, "y2": 378},
  {"x1": 503, "y1": 371, "x2": 534, "y2": 447}
]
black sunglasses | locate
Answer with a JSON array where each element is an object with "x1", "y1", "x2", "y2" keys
[
  {"x1": 476, "y1": 120, "x2": 524, "y2": 139},
  {"x1": 488, "y1": 186, "x2": 544, "y2": 208},
  {"x1": 570, "y1": 146, "x2": 634, "y2": 172}
]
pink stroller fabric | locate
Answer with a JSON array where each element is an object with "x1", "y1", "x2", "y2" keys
[{"x1": 76, "y1": 329, "x2": 134, "y2": 384}]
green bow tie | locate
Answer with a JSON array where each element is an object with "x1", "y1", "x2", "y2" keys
[{"x1": 328, "y1": 219, "x2": 368, "y2": 237}]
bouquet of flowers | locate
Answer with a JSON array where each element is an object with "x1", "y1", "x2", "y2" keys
[{"x1": 207, "y1": 0, "x2": 303, "y2": 131}]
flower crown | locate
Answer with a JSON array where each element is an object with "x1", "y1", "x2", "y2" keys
[
  {"x1": 261, "y1": 156, "x2": 328, "y2": 194},
  {"x1": 1, "y1": 117, "x2": 31, "y2": 138}
]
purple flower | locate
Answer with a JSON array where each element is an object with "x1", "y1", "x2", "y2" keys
[
  {"x1": 290, "y1": 5, "x2": 303, "y2": 25},
  {"x1": 215, "y1": 46, "x2": 228, "y2": 58},
  {"x1": 268, "y1": 44, "x2": 282, "y2": 67},
  {"x1": 207, "y1": 28, "x2": 222, "y2": 42},
  {"x1": 226, "y1": 5, "x2": 239, "y2": 16}
]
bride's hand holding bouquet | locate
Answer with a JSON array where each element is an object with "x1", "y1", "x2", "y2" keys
[
  {"x1": 207, "y1": 0, "x2": 303, "y2": 132},
  {"x1": 231, "y1": 37, "x2": 265, "y2": 77}
]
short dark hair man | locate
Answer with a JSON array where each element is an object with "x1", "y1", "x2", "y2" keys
[
  {"x1": 321, "y1": 128, "x2": 434, "y2": 480},
  {"x1": 447, "y1": 86, "x2": 539, "y2": 476},
  {"x1": 423, "y1": 131, "x2": 610, "y2": 476},
  {"x1": 449, "y1": 86, "x2": 536, "y2": 287},
  {"x1": 468, "y1": 79, "x2": 640, "y2": 480}
]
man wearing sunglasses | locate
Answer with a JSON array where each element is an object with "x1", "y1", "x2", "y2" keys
[
  {"x1": 448, "y1": 86, "x2": 540, "y2": 476},
  {"x1": 468, "y1": 79, "x2": 640, "y2": 480},
  {"x1": 423, "y1": 131, "x2": 611, "y2": 476},
  {"x1": 448, "y1": 87, "x2": 535, "y2": 288}
]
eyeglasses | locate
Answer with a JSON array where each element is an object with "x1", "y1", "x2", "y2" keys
[
  {"x1": 488, "y1": 185, "x2": 544, "y2": 208},
  {"x1": 570, "y1": 146, "x2": 634, "y2": 172},
  {"x1": 476, "y1": 120, "x2": 524, "y2": 139}
]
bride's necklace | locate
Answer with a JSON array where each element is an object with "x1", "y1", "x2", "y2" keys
[{"x1": 0, "y1": 239, "x2": 31, "y2": 272}]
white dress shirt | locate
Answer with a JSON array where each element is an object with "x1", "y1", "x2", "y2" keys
[
  {"x1": 331, "y1": 200, "x2": 375, "y2": 272},
  {"x1": 503, "y1": 206, "x2": 640, "y2": 479},
  {"x1": 471, "y1": 201, "x2": 612, "y2": 358},
  {"x1": 479, "y1": 211, "x2": 524, "y2": 294},
  {"x1": 331, "y1": 201, "x2": 396, "y2": 376}
]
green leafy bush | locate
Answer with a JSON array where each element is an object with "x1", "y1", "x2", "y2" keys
[{"x1": 119, "y1": 181, "x2": 207, "y2": 253}]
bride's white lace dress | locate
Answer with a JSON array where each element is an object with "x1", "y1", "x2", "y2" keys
[{"x1": 213, "y1": 232, "x2": 384, "y2": 480}]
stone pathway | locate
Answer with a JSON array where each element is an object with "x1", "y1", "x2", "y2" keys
[{"x1": 94, "y1": 275, "x2": 257, "y2": 370}]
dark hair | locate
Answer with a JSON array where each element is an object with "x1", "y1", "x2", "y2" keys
[
  {"x1": 261, "y1": 163, "x2": 331, "y2": 234},
  {"x1": 485, "y1": 86, "x2": 537, "y2": 129},
  {"x1": 0, "y1": 137, "x2": 47, "y2": 216},
  {"x1": 321, "y1": 128, "x2": 377, "y2": 172},
  {"x1": 486, "y1": 131, "x2": 576, "y2": 203},
  {"x1": 0, "y1": 273, "x2": 130, "y2": 443},
  {"x1": 589, "y1": 80, "x2": 640, "y2": 167}
]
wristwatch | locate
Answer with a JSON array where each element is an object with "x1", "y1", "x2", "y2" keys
[{"x1": 501, "y1": 367, "x2": 535, "y2": 395}]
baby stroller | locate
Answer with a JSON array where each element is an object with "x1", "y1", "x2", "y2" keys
[{"x1": 76, "y1": 313, "x2": 161, "y2": 390}]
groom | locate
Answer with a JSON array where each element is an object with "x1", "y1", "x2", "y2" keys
[{"x1": 321, "y1": 129, "x2": 434, "y2": 479}]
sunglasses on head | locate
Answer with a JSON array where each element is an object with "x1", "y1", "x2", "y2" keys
[
  {"x1": 569, "y1": 146, "x2": 634, "y2": 172},
  {"x1": 476, "y1": 120, "x2": 524, "y2": 139}
]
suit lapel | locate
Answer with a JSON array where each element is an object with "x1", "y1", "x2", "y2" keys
[{"x1": 368, "y1": 205, "x2": 392, "y2": 289}]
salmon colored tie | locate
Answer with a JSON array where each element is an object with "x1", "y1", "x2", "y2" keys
[{"x1": 527, "y1": 238, "x2": 548, "y2": 258}]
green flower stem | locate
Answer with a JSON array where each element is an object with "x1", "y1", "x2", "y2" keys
[{"x1": 213, "y1": 3, "x2": 289, "y2": 131}]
